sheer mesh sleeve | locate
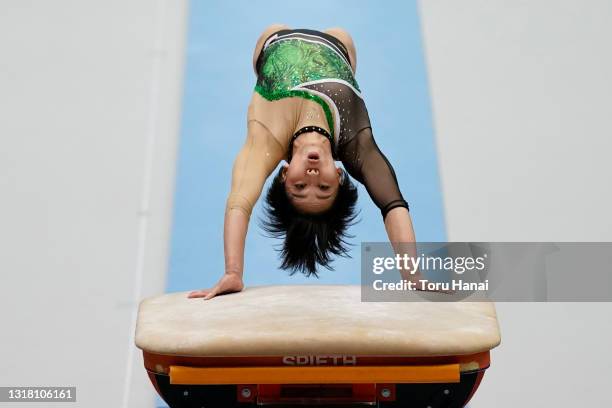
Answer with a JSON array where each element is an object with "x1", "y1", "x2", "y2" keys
[{"x1": 338, "y1": 127, "x2": 409, "y2": 218}]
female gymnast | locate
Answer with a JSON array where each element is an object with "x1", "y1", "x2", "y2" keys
[{"x1": 189, "y1": 25, "x2": 417, "y2": 300}]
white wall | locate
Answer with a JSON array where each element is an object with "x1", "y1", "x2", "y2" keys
[
  {"x1": 419, "y1": 0, "x2": 612, "y2": 242},
  {"x1": 419, "y1": 1, "x2": 612, "y2": 406},
  {"x1": 0, "y1": 1, "x2": 187, "y2": 407}
]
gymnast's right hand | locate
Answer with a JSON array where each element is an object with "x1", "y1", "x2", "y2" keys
[{"x1": 187, "y1": 273, "x2": 244, "y2": 300}]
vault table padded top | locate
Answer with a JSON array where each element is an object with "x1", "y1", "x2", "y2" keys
[{"x1": 135, "y1": 285, "x2": 501, "y2": 357}]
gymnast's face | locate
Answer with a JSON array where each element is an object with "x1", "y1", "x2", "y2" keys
[{"x1": 283, "y1": 133, "x2": 342, "y2": 214}]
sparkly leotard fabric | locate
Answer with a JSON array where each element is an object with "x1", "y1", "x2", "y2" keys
[
  {"x1": 255, "y1": 29, "x2": 358, "y2": 149},
  {"x1": 227, "y1": 29, "x2": 409, "y2": 219}
]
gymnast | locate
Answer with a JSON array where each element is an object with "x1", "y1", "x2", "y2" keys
[{"x1": 189, "y1": 25, "x2": 419, "y2": 300}]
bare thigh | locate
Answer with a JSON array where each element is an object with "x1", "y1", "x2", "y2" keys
[
  {"x1": 323, "y1": 27, "x2": 357, "y2": 73},
  {"x1": 252, "y1": 24, "x2": 290, "y2": 74}
]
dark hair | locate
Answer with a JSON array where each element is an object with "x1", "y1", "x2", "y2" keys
[{"x1": 261, "y1": 167, "x2": 359, "y2": 277}]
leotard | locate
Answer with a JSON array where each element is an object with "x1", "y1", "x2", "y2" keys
[{"x1": 226, "y1": 29, "x2": 409, "y2": 219}]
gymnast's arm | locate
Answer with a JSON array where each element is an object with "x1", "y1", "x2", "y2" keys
[
  {"x1": 339, "y1": 128, "x2": 419, "y2": 281},
  {"x1": 188, "y1": 119, "x2": 284, "y2": 300}
]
